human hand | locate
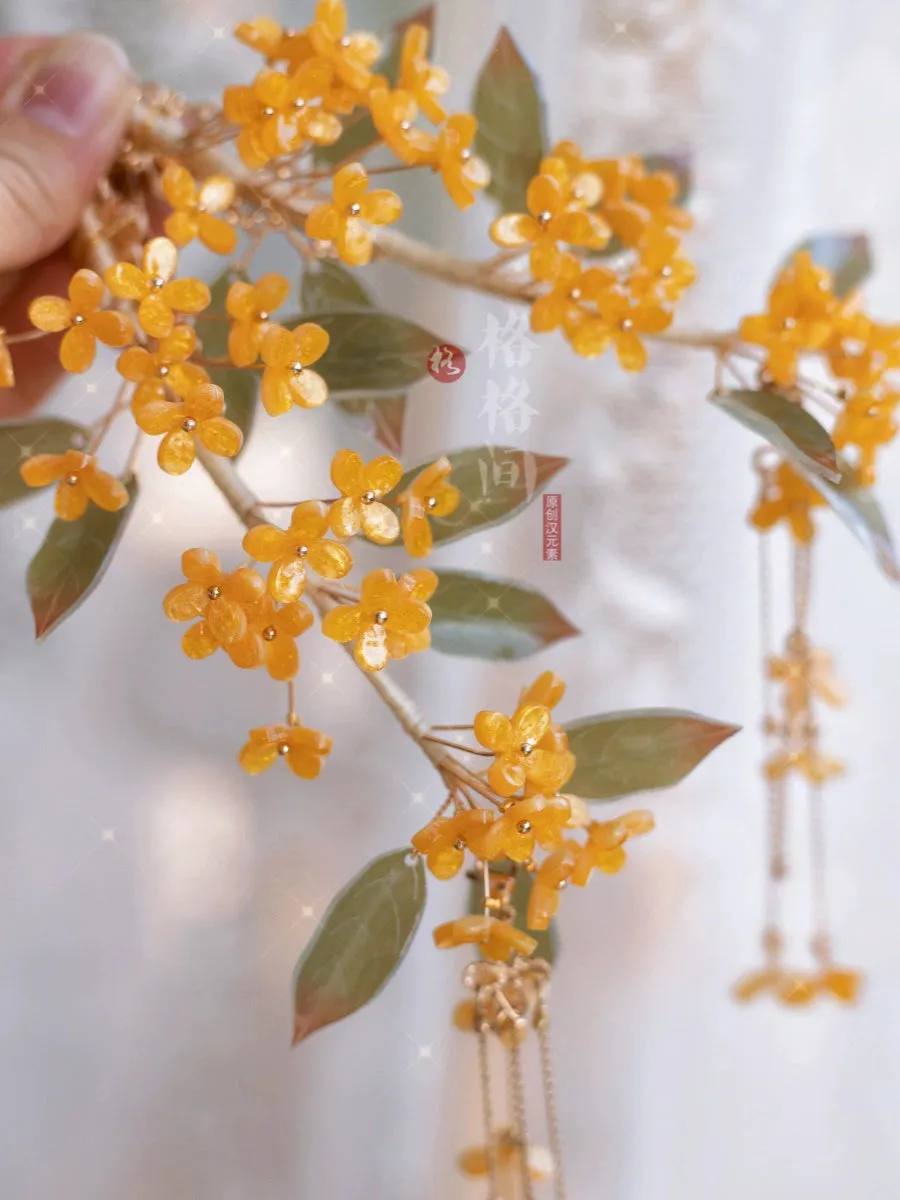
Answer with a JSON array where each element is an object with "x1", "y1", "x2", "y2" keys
[{"x1": 0, "y1": 33, "x2": 135, "y2": 417}]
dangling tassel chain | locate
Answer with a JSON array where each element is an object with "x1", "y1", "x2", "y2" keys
[
  {"x1": 456, "y1": 863, "x2": 565, "y2": 1197},
  {"x1": 735, "y1": 453, "x2": 860, "y2": 1006}
]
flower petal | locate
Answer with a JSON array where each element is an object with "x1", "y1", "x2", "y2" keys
[
  {"x1": 354, "y1": 623, "x2": 389, "y2": 671},
  {"x1": 293, "y1": 322, "x2": 330, "y2": 366},
  {"x1": 321, "y1": 603, "x2": 363, "y2": 643},
  {"x1": 336, "y1": 218, "x2": 372, "y2": 266},
  {"x1": 132, "y1": 395, "x2": 179, "y2": 436},
  {"x1": 197, "y1": 417, "x2": 242, "y2": 458},
  {"x1": 90, "y1": 310, "x2": 134, "y2": 348},
  {"x1": 260, "y1": 368, "x2": 295, "y2": 417},
  {"x1": 285, "y1": 748, "x2": 324, "y2": 779},
  {"x1": 198, "y1": 175, "x2": 235, "y2": 213},
  {"x1": 19, "y1": 453, "x2": 68, "y2": 488},
  {"x1": 361, "y1": 501, "x2": 399, "y2": 544},
  {"x1": 104, "y1": 262, "x2": 145, "y2": 301},
  {"x1": 199, "y1": 214, "x2": 238, "y2": 256},
  {"x1": 308, "y1": 539, "x2": 352, "y2": 579},
  {"x1": 259, "y1": 325, "x2": 296, "y2": 368},
  {"x1": 182, "y1": 620, "x2": 219, "y2": 659},
  {"x1": 487, "y1": 757, "x2": 527, "y2": 798},
  {"x1": 158, "y1": 428, "x2": 196, "y2": 475},
  {"x1": 526, "y1": 173, "x2": 563, "y2": 218},
  {"x1": 28, "y1": 295, "x2": 71, "y2": 332},
  {"x1": 290, "y1": 368, "x2": 329, "y2": 408},
  {"x1": 305, "y1": 203, "x2": 341, "y2": 243},
  {"x1": 164, "y1": 211, "x2": 199, "y2": 246},
  {"x1": 207, "y1": 596, "x2": 247, "y2": 645},
  {"x1": 333, "y1": 162, "x2": 369, "y2": 207},
  {"x1": 265, "y1": 632, "x2": 299, "y2": 681},
  {"x1": 68, "y1": 268, "x2": 104, "y2": 313},
  {"x1": 228, "y1": 321, "x2": 261, "y2": 368},
  {"x1": 138, "y1": 293, "x2": 174, "y2": 339},
  {"x1": 288, "y1": 499, "x2": 329, "y2": 538},
  {"x1": 239, "y1": 739, "x2": 279, "y2": 775},
  {"x1": 182, "y1": 547, "x2": 221, "y2": 584},
  {"x1": 474, "y1": 710, "x2": 513, "y2": 752},
  {"x1": 359, "y1": 189, "x2": 402, "y2": 225},
  {"x1": 161, "y1": 278, "x2": 211, "y2": 314},
  {"x1": 54, "y1": 478, "x2": 88, "y2": 521},
  {"x1": 255, "y1": 273, "x2": 290, "y2": 316},
  {"x1": 143, "y1": 237, "x2": 178, "y2": 283},
  {"x1": 226, "y1": 567, "x2": 267, "y2": 605},
  {"x1": 161, "y1": 163, "x2": 197, "y2": 209},
  {"x1": 59, "y1": 325, "x2": 96, "y2": 373},
  {"x1": 489, "y1": 213, "x2": 539, "y2": 248},
  {"x1": 82, "y1": 467, "x2": 129, "y2": 512},
  {"x1": 226, "y1": 630, "x2": 265, "y2": 669},
  {"x1": 243, "y1": 523, "x2": 292, "y2": 563},
  {"x1": 269, "y1": 558, "x2": 307, "y2": 602},
  {"x1": 163, "y1": 581, "x2": 208, "y2": 621},
  {"x1": 329, "y1": 497, "x2": 361, "y2": 538}
]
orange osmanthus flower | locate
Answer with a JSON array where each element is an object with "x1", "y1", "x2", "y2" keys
[
  {"x1": 20, "y1": 450, "x2": 129, "y2": 521},
  {"x1": 320, "y1": 566, "x2": 432, "y2": 671},
  {"x1": 225, "y1": 274, "x2": 290, "y2": 367},
  {"x1": 242, "y1": 500, "x2": 353, "y2": 602},
  {"x1": 239, "y1": 721, "x2": 333, "y2": 778},
  {"x1": 328, "y1": 449, "x2": 402, "y2": 543},
  {"x1": 105, "y1": 237, "x2": 211, "y2": 339},
  {"x1": 116, "y1": 325, "x2": 207, "y2": 403},
  {"x1": 259, "y1": 323, "x2": 330, "y2": 415},
  {"x1": 162, "y1": 164, "x2": 238, "y2": 255},
  {"x1": 28, "y1": 269, "x2": 134, "y2": 373},
  {"x1": 398, "y1": 455, "x2": 460, "y2": 557},
  {"x1": 305, "y1": 163, "x2": 402, "y2": 267},
  {"x1": 132, "y1": 381, "x2": 243, "y2": 475}
]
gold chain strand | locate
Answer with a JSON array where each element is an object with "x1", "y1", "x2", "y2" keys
[
  {"x1": 535, "y1": 994, "x2": 567, "y2": 1200},
  {"x1": 507, "y1": 1029, "x2": 535, "y2": 1200},
  {"x1": 808, "y1": 782, "x2": 831, "y2": 965},
  {"x1": 758, "y1": 527, "x2": 786, "y2": 960},
  {"x1": 793, "y1": 539, "x2": 812, "y2": 632},
  {"x1": 475, "y1": 998, "x2": 501, "y2": 1200}
]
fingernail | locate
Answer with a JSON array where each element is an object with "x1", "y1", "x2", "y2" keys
[{"x1": 4, "y1": 33, "x2": 132, "y2": 137}]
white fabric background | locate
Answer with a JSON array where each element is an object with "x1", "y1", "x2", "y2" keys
[{"x1": 1, "y1": 0, "x2": 900, "y2": 1197}]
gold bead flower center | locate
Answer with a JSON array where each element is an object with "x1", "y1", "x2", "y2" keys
[
  {"x1": 182, "y1": 417, "x2": 197, "y2": 432},
  {"x1": 348, "y1": 203, "x2": 362, "y2": 217},
  {"x1": 374, "y1": 610, "x2": 389, "y2": 625},
  {"x1": 207, "y1": 585, "x2": 222, "y2": 600},
  {"x1": 660, "y1": 265, "x2": 673, "y2": 278},
  {"x1": 426, "y1": 496, "x2": 437, "y2": 510},
  {"x1": 263, "y1": 625, "x2": 278, "y2": 641},
  {"x1": 150, "y1": 275, "x2": 165, "y2": 289},
  {"x1": 257, "y1": 311, "x2": 269, "y2": 321},
  {"x1": 620, "y1": 318, "x2": 634, "y2": 331},
  {"x1": 290, "y1": 361, "x2": 304, "y2": 374},
  {"x1": 65, "y1": 473, "x2": 79, "y2": 486},
  {"x1": 516, "y1": 819, "x2": 533, "y2": 834},
  {"x1": 72, "y1": 314, "x2": 85, "y2": 325},
  {"x1": 295, "y1": 544, "x2": 309, "y2": 557},
  {"x1": 362, "y1": 490, "x2": 376, "y2": 503},
  {"x1": 538, "y1": 211, "x2": 552, "y2": 228},
  {"x1": 519, "y1": 741, "x2": 535, "y2": 755},
  {"x1": 278, "y1": 742, "x2": 291, "y2": 755}
]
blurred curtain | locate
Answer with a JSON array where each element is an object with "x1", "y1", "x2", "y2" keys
[{"x1": 3, "y1": 1, "x2": 900, "y2": 1198}]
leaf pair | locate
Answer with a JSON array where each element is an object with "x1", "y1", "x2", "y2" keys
[{"x1": 294, "y1": 709, "x2": 738, "y2": 1041}]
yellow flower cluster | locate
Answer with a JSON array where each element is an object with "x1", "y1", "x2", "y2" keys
[
  {"x1": 417, "y1": 673, "x2": 654, "y2": 960},
  {"x1": 743, "y1": 252, "x2": 900, "y2": 537},
  {"x1": 490, "y1": 145, "x2": 695, "y2": 369},
  {"x1": 733, "y1": 963, "x2": 861, "y2": 1006},
  {"x1": 161, "y1": 447, "x2": 460, "y2": 775},
  {"x1": 229, "y1": 2, "x2": 490, "y2": 258}
]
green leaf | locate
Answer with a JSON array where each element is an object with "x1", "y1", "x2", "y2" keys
[
  {"x1": 780, "y1": 233, "x2": 872, "y2": 297},
  {"x1": 0, "y1": 418, "x2": 88, "y2": 509},
  {"x1": 467, "y1": 864, "x2": 558, "y2": 964},
  {"x1": 27, "y1": 475, "x2": 138, "y2": 641},
  {"x1": 796, "y1": 455, "x2": 900, "y2": 582},
  {"x1": 290, "y1": 310, "x2": 445, "y2": 393},
  {"x1": 393, "y1": 445, "x2": 567, "y2": 547},
  {"x1": 300, "y1": 260, "x2": 375, "y2": 313},
  {"x1": 429, "y1": 569, "x2": 579, "y2": 660},
  {"x1": 194, "y1": 271, "x2": 257, "y2": 455},
  {"x1": 336, "y1": 393, "x2": 407, "y2": 455},
  {"x1": 292, "y1": 849, "x2": 426, "y2": 1044},
  {"x1": 473, "y1": 27, "x2": 548, "y2": 214},
  {"x1": 313, "y1": 5, "x2": 435, "y2": 165},
  {"x1": 564, "y1": 709, "x2": 741, "y2": 801},
  {"x1": 710, "y1": 388, "x2": 840, "y2": 483}
]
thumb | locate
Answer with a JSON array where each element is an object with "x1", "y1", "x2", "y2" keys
[{"x1": 0, "y1": 33, "x2": 135, "y2": 274}]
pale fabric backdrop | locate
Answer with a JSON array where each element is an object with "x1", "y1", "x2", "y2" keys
[{"x1": 2, "y1": 0, "x2": 900, "y2": 1197}]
